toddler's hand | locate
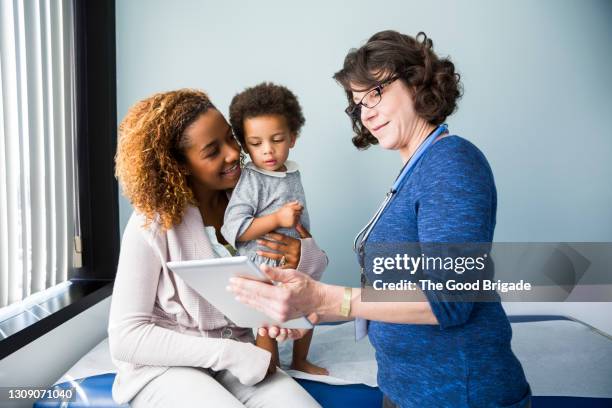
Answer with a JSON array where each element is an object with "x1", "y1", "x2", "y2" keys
[{"x1": 275, "y1": 201, "x2": 303, "y2": 228}]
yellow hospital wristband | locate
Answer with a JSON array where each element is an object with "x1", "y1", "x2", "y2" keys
[{"x1": 340, "y1": 287, "x2": 352, "y2": 317}]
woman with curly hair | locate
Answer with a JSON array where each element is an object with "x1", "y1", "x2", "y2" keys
[
  {"x1": 110, "y1": 89, "x2": 324, "y2": 407},
  {"x1": 229, "y1": 31, "x2": 532, "y2": 407}
]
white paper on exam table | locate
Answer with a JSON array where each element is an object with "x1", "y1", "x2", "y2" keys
[{"x1": 166, "y1": 256, "x2": 313, "y2": 329}]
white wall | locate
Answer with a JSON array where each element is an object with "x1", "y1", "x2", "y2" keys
[{"x1": 115, "y1": 0, "x2": 612, "y2": 327}]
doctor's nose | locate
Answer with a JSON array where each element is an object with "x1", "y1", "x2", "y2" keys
[{"x1": 361, "y1": 105, "x2": 377, "y2": 124}]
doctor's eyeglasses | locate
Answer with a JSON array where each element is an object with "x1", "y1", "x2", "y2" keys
[{"x1": 345, "y1": 76, "x2": 399, "y2": 121}]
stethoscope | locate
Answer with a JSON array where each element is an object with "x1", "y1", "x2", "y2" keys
[{"x1": 352, "y1": 124, "x2": 449, "y2": 284}]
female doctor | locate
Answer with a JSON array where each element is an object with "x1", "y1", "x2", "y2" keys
[{"x1": 229, "y1": 30, "x2": 531, "y2": 408}]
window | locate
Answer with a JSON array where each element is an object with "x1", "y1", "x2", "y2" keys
[
  {"x1": 1, "y1": 0, "x2": 79, "y2": 311},
  {"x1": 0, "y1": 0, "x2": 119, "y2": 358}
]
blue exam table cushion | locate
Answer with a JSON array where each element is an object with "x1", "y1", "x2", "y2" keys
[{"x1": 34, "y1": 316, "x2": 612, "y2": 408}]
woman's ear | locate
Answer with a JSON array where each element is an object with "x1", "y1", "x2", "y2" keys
[{"x1": 181, "y1": 165, "x2": 192, "y2": 176}]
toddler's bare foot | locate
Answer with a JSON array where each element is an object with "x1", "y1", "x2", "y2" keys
[{"x1": 291, "y1": 359, "x2": 329, "y2": 376}]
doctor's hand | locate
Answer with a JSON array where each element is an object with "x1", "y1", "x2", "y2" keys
[
  {"x1": 257, "y1": 315, "x2": 319, "y2": 342},
  {"x1": 256, "y1": 223, "x2": 312, "y2": 269},
  {"x1": 229, "y1": 264, "x2": 324, "y2": 323}
]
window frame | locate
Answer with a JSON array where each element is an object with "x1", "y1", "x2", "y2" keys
[{"x1": 0, "y1": 0, "x2": 118, "y2": 359}]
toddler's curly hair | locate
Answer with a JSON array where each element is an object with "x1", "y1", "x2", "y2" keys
[{"x1": 229, "y1": 82, "x2": 305, "y2": 146}]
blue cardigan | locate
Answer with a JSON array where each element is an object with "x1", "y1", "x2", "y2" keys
[{"x1": 364, "y1": 136, "x2": 530, "y2": 407}]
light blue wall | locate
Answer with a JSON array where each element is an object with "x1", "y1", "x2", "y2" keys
[{"x1": 116, "y1": 0, "x2": 612, "y2": 286}]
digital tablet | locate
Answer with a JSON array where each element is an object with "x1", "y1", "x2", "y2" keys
[{"x1": 166, "y1": 257, "x2": 314, "y2": 329}]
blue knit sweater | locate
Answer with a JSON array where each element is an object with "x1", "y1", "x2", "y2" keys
[{"x1": 364, "y1": 136, "x2": 530, "y2": 407}]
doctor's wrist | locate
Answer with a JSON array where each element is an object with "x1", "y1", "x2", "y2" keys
[{"x1": 316, "y1": 284, "x2": 345, "y2": 318}]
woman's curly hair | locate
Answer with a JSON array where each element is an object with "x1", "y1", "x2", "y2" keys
[
  {"x1": 229, "y1": 82, "x2": 305, "y2": 147},
  {"x1": 115, "y1": 89, "x2": 215, "y2": 231},
  {"x1": 333, "y1": 30, "x2": 463, "y2": 149}
]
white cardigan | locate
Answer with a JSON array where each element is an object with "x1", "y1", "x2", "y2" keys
[{"x1": 108, "y1": 205, "x2": 328, "y2": 403}]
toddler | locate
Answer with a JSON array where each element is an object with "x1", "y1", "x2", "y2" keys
[{"x1": 222, "y1": 82, "x2": 327, "y2": 376}]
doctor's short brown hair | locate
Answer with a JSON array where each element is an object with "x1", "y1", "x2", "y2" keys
[{"x1": 334, "y1": 30, "x2": 463, "y2": 150}]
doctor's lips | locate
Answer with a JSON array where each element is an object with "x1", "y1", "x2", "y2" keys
[
  {"x1": 371, "y1": 121, "x2": 389, "y2": 132},
  {"x1": 220, "y1": 163, "x2": 240, "y2": 177}
]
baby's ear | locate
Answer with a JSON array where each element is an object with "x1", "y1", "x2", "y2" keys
[{"x1": 289, "y1": 133, "x2": 297, "y2": 148}]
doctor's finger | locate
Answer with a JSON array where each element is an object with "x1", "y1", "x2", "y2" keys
[
  {"x1": 228, "y1": 278, "x2": 284, "y2": 309},
  {"x1": 230, "y1": 286, "x2": 284, "y2": 315},
  {"x1": 229, "y1": 280, "x2": 291, "y2": 318},
  {"x1": 229, "y1": 276, "x2": 280, "y2": 300},
  {"x1": 275, "y1": 329, "x2": 289, "y2": 342},
  {"x1": 233, "y1": 292, "x2": 286, "y2": 322},
  {"x1": 264, "y1": 326, "x2": 281, "y2": 339},
  {"x1": 259, "y1": 264, "x2": 297, "y2": 283},
  {"x1": 268, "y1": 326, "x2": 280, "y2": 338},
  {"x1": 289, "y1": 329, "x2": 308, "y2": 340},
  {"x1": 307, "y1": 312, "x2": 319, "y2": 325}
]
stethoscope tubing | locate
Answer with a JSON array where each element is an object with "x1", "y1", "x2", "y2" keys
[{"x1": 353, "y1": 124, "x2": 449, "y2": 257}]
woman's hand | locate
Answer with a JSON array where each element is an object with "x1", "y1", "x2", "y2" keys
[
  {"x1": 225, "y1": 341, "x2": 272, "y2": 386},
  {"x1": 229, "y1": 264, "x2": 323, "y2": 323},
  {"x1": 256, "y1": 223, "x2": 312, "y2": 269}
]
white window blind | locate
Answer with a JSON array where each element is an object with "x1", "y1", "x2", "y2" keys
[{"x1": 0, "y1": 0, "x2": 78, "y2": 309}]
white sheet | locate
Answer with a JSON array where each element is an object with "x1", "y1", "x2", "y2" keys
[
  {"x1": 57, "y1": 320, "x2": 612, "y2": 398},
  {"x1": 278, "y1": 322, "x2": 378, "y2": 386}
]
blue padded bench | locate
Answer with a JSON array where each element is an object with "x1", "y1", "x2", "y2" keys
[
  {"x1": 32, "y1": 372, "x2": 612, "y2": 408},
  {"x1": 33, "y1": 374, "x2": 383, "y2": 408},
  {"x1": 35, "y1": 316, "x2": 612, "y2": 408}
]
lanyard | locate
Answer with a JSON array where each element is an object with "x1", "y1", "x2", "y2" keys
[{"x1": 353, "y1": 124, "x2": 448, "y2": 283}]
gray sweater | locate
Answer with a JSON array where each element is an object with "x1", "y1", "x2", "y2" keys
[{"x1": 221, "y1": 161, "x2": 310, "y2": 267}]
